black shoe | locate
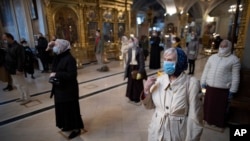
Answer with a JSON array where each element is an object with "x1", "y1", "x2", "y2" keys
[
  {"x1": 3, "y1": 85, "x2": 13, "y2": 91},
  {"x1": 31, "y1": 75, "x2": 35, "y2": 79},
  {"x1": 68, "y1": 129, "x2": 81, "y2": 139}
]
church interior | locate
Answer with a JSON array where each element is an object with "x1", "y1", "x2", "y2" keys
[{"x1": 0, "y1": 0, "x2": 250, "y2": 140}]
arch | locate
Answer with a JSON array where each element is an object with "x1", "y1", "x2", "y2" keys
[{"x1": 54, "y1": 6, "x2": 78, "y2": 44}]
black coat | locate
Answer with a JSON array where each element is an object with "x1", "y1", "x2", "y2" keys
[
  {"x1": 4, "y1": 41, "x2": 25, "y2": 74},
  {"x1": 51, "y1": 50, "x2": 79, "y2": 103},
  {"x1": 149, "y1": 36, "x2": 161, "y2": 69},
  {"x1": 124, "y1": 47, "x2": 147, "y2": 80}
]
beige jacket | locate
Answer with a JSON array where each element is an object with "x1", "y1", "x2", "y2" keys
[{"x1": 143, "y1": 73, "x2": 203, "y2": 141}]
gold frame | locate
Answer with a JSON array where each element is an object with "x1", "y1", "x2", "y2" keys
[{"x1": 44, "y1": 0, "x2": 132, "y2": 65}]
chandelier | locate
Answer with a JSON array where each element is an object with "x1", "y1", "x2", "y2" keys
[{"x1": 228, "y1": 4, "x2": 243, "y2": 13}]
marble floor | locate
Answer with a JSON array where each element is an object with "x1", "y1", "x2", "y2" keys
[{"x1": 0, "y1": 49, "x2": 230, "y2": 141}]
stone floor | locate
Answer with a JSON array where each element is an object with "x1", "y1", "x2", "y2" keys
[{"x1": 0, "y1": 49, "x2": 231, "y2": 141}]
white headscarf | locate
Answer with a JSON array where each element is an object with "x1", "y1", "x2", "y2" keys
[
  {"x1": 218, "y1": 39, "x2": 232, "y2": 57},
  {"x1": 47, "y1": 39, "x2": 71, "y2": 54}
]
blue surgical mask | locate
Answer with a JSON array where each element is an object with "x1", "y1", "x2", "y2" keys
[
  {"x1": 163, "y1": 61, "x2": 175, "y2": 75},
  {"x1": 53, "y1": 46, "x2": 60, "y2": 55}
]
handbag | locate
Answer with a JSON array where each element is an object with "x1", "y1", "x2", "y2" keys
[
  {"x1": 49, "y1": 77, "x2": 60, "y2": 85},
  {"x1": 131, "y1": 70, "x2": 138, "y2": 79}
]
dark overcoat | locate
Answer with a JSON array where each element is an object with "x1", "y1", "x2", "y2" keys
[
  {"x1": 124, "y1": 47, "x2": 147, "y2": 80},
  {"x1": 51, "y1": 50, "x2": 79, "y2": 103}
]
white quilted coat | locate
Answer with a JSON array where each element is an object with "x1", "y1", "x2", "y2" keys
[{"x1": 200, "y1": 54, "x2": 240, "y2": 93}]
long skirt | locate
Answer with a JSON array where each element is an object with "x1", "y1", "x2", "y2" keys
[
  {"x1": 126, "y1": 65, "x2": 144, "y2": 103},
  {"x1": 55, "y1": 100, "x2": 84, "y2": 131},
  {"x1": 204, "y1": 85, "x2": 229, "y2": 128}
]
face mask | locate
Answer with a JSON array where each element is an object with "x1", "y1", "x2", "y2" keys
[
  {"x1": 218, "y1": 47, "x2": 230, "y2": 56},
  {"x1": 191, "y1": 36, "x2": 195, "y2": 40},
  {"x1": 53, "y1": 46, "x2": 60, "y2": 55},
  {"x1": 172, "y1": 40, "x2": 176, "y2": 44},
  {"x1": 163, "y1": 61, "x2": 176, "y2": 75}
]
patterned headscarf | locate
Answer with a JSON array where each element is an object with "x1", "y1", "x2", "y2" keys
[{"x1": 174, "y1": 48, "x2": 188, "y2": 76}]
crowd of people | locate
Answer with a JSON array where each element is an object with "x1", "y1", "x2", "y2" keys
[{"x1": 0, "y1": 30, "x2": 240, "y2": 140}]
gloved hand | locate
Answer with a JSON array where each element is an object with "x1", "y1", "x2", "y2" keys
[
  {"x1": 201, "y1": 83, "x2": 207, "y2": 89},
  {"x1": 136, "y1": 73, "x2": 142, "y2": 80},
  {"x1": 228, "y1": 91, "x2": 234, "y2": 101}
]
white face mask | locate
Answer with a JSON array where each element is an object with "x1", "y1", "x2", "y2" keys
[
  {"x1": 191, "y1": 36, "x2": 195, "y2": 40},
  {"x1": 172, "y1": 40, "x2": 176, "y2": 44},
  {"x1": 218, "y1": 47, "x2": 231, "y2": 56},
  {"x1": 53, "y1": 46, "x2": 60, "y2": 55}
]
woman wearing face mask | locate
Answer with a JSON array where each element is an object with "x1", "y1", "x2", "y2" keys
[
  {"x1": 201, "y1": 39, "x2": 240, "y2": 129},
  {"x1": 46, "y1": 39, "x2": 85, "y2": 139},
  {"x1": 120, "y1": 36, "x2": 130, "y2": 68},
  {"x1": 124, "y1": 37, "x2": 147, "y2": 105},
  {"x1": 187, "y1": 32, "x2": 199, "y2": 75},
  {"x1": 141, "y1": 47, "x2": 203, "y2": 141},
  {"x1": 149, "y1": 31, "x2": 162, "y2": 69}
]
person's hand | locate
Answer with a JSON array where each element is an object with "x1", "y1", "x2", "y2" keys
[
  {"x1": 50, "y1": 72, "x2": 56, "y2": 78},
  {"x1": 144, "y1": 77, "x2": 157, "y2": 93},
  {"x1": 228, "y1": 91, "x2": 235, "y2": 101},
  {"x1": 136, "y1": 73, "x2": 142, "y2": 80}
]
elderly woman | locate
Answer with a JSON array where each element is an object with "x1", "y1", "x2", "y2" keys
[
  {"x1": 47, "y1": 39, "x2": 84, "y2": 139},
  {"x1": 141, "y1": 47, "x2": 203, "y2": 141},
  {"x1": 187, "y1": 32, "x2": 200, "y2": 75},
  {"x1": 124, "y1": 37, "x2": 147, "y2": 105},
  {"x1": 120, "y1": 36, "x2": 130, "y2": 68},
  {"x1": 201, "y1": 39, "x2": 240, "y2": 128}
]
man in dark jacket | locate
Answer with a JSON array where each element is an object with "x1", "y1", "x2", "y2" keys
[
  {"x1": 2, "y1": 33, "x2": 31, "y2": 105},
  {"x1": 36, "y1": 33, "x2": 49, "y2": 73},
  {"x1": 0, "y1": 41, "x2": 13, "y2": 91}
]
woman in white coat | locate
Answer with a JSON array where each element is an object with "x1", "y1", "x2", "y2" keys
[
  {"x1": 141, "y1": 47, "x2": 203, "y2": 141},
  {"x1": 200, "y1": 39, "x2": 240, "y2": 128}
]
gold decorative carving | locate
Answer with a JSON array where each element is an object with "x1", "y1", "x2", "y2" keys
[
  {"x1": 103, "y1": 9, "x2": 113, "y2": 22},
  {"x1": 44, "y1": 0, "x2": 132, "y2": 65},
  {"x1": 235, "y1": 0, "x2": 249, "y2": 60},
  {"x1": 117, "y1": 11, "x2": 125, "y2": 22}
]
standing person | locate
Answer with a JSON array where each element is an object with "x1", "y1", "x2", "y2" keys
[
  {"x1": 141, "y1": 47, "x2": 203, "y2": 141},
  {"x1": 20, "y1": 39, "x2": 35, "y2": 79},
  {"x1": 124, "y1": 37, "x2": 147, "y2": 105},
  {"x1": 201, "y1": 39, "x2": 240, "y2": 128},
  {"x1": 2, "y1": 33, "x2": 31, "y2": 105},
  {"x1": 46, "y1": 39, "x2": 84, "y2": 139},
  {"x1": 186, "y1": 32, "x2": 191, "y2": 47},
  {"x1": 95, "y1": 29, "x2": 104, "y2": 69},
  {"x1": 120, "y1": 36, "x2": 130, "y2": 68},
  {"x1": 0, "y1": 39, "x2": 13, "y2": 91},
  {"x1": 187, "y1": 32, "x2": 200, "y2": 75},
  {"x1": 149, "y1": 31, "x2": 161, "y2": 69},
  {"x1": 36, "y1": 33, "x2": 49, "y2": 73},
  {"x1": 139, "y1": 35, "x2": 149, "y2": 61}
]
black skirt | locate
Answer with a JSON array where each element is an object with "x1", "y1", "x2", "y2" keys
[
  {"x1": 203, "y1": 85, "x2": 229, "y2": 128},
  {"x1": 126, "y1": 65, "x2": 144, "y2": 103},
  {"x1": 55, "y1": 100, "x2": 84, "y2": 130}
]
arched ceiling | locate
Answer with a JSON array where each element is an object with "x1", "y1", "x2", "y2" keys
[{"x1": 133, "y1": 0, "x2": 239, "y2": 19}]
